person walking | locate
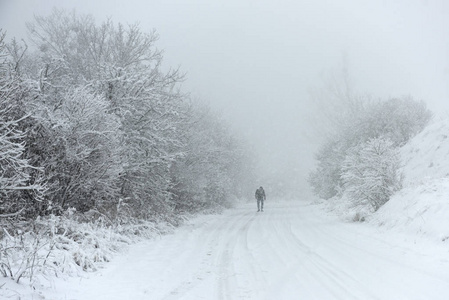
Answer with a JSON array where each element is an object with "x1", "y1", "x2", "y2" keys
[{"x1": 255, "y1": 186, "x2": 266, "y2": 212}]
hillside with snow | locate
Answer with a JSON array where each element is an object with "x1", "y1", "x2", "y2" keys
[{"x1": 369, "y1": 117, "x2": 449, "y2": 242}]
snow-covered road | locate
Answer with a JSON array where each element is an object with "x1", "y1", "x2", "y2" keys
[{"x1": 54, "y1": 201, "x2": 449, "y2": 299}]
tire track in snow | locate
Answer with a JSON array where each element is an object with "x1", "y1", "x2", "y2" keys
[
  {"x1": 240, "y1": 213, "x2": 270, "y2": 294},
  {"x1": 217, "y1": 211, "x2": 257, "y2": 300},
  {"x1": 286, "y1": 224, "x2": 372, "y2": 300},
  {"x1": 261, "y1": 203, "x2": 376, "y2": 300},
  {"x1": 292, "y1": 215, "x2": 449, "y2": 299},
  {"x1": 54, "y1": 201, "x2": 449, "y2": 300},
  {"x1": 160, "y1": 208, "x2": 256, "y2": 300}
]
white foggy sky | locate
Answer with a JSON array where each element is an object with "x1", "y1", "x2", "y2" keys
[{"x1": 1, "y1": 0, "x2": 449, "y2": 191}]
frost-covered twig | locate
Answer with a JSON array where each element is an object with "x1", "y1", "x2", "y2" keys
[{"x1": 0, "y1": 208, "x2": 24, "y2": 218}]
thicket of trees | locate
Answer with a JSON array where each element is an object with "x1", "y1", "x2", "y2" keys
[
  {"x1": 309, "y1": 88, "x2": 432, "y2": 213},
  {"x1": 0, "y1": 10, "x2": 255, "y2": 223}
]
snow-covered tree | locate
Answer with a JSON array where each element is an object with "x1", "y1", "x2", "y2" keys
[
  {"x1": 0, "y1": 109, "x2": 44, "y2": 216},
  {"x1": 0, "y1": 10, "x2": 257, "y2": 221},
  {"x1": 170, "y1": 102, "x2": 254, "y2": 212},
  {"x1": 30, "y1": 87, "x2": 122, "y2": 211},
  {"x1": 341, "y1": 137, "x2": 402, "y2": 211},
  {"x1": 26, "y1": 10, "x2": 187, "y2": 218},
  {"x1": 353, "y1": 97, "x2": 432, "y2": 147},
  {"x1": 0, "y1": 31, "x2": 46, "y2": 217},
  {"x1": 308, "y1": 138, "x2": 345, "y2": 199}
]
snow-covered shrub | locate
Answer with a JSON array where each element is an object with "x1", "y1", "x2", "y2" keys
[
  {"x1": 341, "y1": 137, "x2": 403, "y2": 211},
  {"x1": 0, "y1": 218, "x2": 58, "y2": 284},
  {"x1": 0, "y1": 207, "x2": 176, "y2": 284},
  {"x1": 309, "y1": 97, "x2": 431, "y2": 202}
]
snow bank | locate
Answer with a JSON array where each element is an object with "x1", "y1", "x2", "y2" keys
[
  {"x1": 400, "y1": 117, "x2": 449, "y2": 186},
  {"x1": 368, "y1": 117, "x2": 449, "y2": 243},
  {"x1": 314, "y1": 194, "x2": 373, "y2": 223},
  {"x1": 370, "y1": 178, "x2": 449, "y2": 242}
]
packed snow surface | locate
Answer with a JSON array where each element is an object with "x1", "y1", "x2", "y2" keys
[{"x1": 38, "y1": 201, "x2": 449, "y2": 300}]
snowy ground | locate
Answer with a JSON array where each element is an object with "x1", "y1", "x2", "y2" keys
[{"x1": 30, "y1": 200, "x2": 449, "y2": 300}]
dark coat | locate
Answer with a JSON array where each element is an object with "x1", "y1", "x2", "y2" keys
[{"x1": 255, "y1": 187, "x2": 266, "y2": 200}]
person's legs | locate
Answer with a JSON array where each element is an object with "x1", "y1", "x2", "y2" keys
[
  {"x1": 257, "y1": 199, "x2": 261, "y2": 211},
  {"x1": 261, "y1": 200, "x2": 264, "y2": 211}
]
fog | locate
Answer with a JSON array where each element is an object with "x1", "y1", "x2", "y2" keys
[{"x1": 1, "y1": 0, "x2": 449, "y2": 197}]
